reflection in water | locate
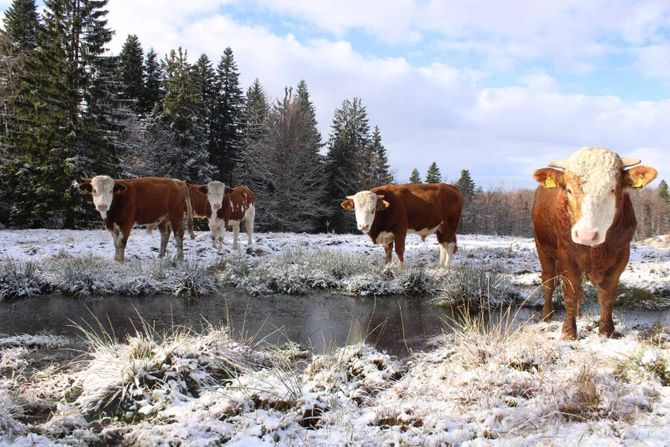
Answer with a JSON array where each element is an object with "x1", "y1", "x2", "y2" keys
[{"x1": 0, "y1": 291, "x2": 667, "y2": 356}]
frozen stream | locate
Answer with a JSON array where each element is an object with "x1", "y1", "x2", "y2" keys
[{"x1": 1, "y1": 290, "x2": 669, "y2": 356}]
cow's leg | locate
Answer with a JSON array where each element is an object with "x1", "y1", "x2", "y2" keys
[
  {"x1": 437, "y1": 229, "x2": 457, "y2": 268},
  {"x1": 536, "y1": 244, "x2": 558, "y2": 322},
  {"x1": 232, "y1": 222, "x2": 240, "y2": 250},
  {"x1": 245, "y1": 205, "x2": 255, "y2": 246},
  {"x1": 158, "y1": 221, "x2": 170, "y2": 258},
  {"x1": 111, "y1": 225, "x2": 122, "y2": 262},
  {"x1": 209, "y1": 217, "x2": 220, "y2": 248},
  {"x1": 383, "y1": 241, "x2": 393, "y2": 265},
  {"x1": 170, "y1": 213, "x2": 185, "y2": 261},
  {"x1": 594, "y1": 249, "x2": 628, "y2": 338},
  {"x1": 394, "y1": 231, "x2": 406, "y2": 267},
  {"x1": 560, "y1": 268, "x2": 583, "y2": 340},
  {"x1": 116, "y1": 223, "x2": 132, "y2": 263},
  {"x1": 218, "y1": 222, "x2": 227, "y2": 249}
]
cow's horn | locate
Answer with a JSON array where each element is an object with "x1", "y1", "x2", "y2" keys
[
  {"x1": 548, "y1": 159, "x2": 567, "y2": 169},
  {"x1": 621, "y1": 157, "x2": 641, "y2": 168}
]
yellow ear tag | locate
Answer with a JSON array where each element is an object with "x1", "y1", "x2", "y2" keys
[
  {"x1": 633, "y1": 178, "x2": 644, "y2": 189},
  {"x1": 545, "y1": 178, "x2": 557, "y2": 189}
]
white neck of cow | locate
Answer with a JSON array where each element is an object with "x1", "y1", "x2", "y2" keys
[
  {"x1": 90, "y1": 175, "x2": 115, "y2": 220},
  {"x1": 351, "y1": 191, "x2": 378, "y2": 233},
  {"x1": 207, "y1": 181, "x2": 226, "y2": 212},
  {"x1": 566, "y1": 147, "x2": 620, "y2": 246}
]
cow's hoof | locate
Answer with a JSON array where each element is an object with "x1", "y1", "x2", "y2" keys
[
  {"x1": 560, "y1": 328, "x2": 577, "y2": 341},
  {"x1": 599, "y1": 329, "x2": 621, "y2": 339}
]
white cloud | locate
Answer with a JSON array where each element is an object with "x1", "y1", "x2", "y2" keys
[{"x1": 102, "y1": 2, "x2": 670, "y2": 189}]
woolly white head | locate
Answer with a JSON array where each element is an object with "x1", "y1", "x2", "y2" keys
[
  {"x1": 206, "y1": 181, "x2": 226, "y2": 212},
  {"x1": 343, "y1": 191, "x2": 390, "y2": 233},
  {"x1": 565, "y1": 147, "x2": 622, "y2": 246},
  {"x1": 90, "y1": 175, "x2": 116, "y2": 219}
]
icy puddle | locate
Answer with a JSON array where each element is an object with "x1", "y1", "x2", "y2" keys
[
  {"x1": 2, "y1": 291, "x2": 670, "y2": 357},
  {"x1": 0, "y1": 291, "x2": 468, "y2": 357}
]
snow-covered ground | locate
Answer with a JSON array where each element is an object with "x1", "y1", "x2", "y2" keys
[
  {"x1": 1, "y1": 317, "x2": 670, "y2": 446},
  {"x1": 1, "y1": 229, "x2": 669, "y2": 306}
]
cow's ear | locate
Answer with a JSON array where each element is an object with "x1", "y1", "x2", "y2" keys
[
  {"x1": 340, "y1": 198, "x2": 354, "y2": 211},
  {"x1": 376, "y1": 199, "x2": 390, "y2": 211},
  {"x1": 79, "y1": 179, "x2": 92, "y2": 194},
  {"x1": 625, "y1": 166, "x2": 657, "y2": 189},
  {"x1": 533, "y1": 168, "x2": 564, "y2": 189},
  {"x1": 113, "y1": 183, "x2": 127, "y2": 194},
  {"x1": 198, "y1": 185, "x2": 208, "y2": 194},
  {"x1": 225, "y1": 186, "x2": 234, "y2": 194}
]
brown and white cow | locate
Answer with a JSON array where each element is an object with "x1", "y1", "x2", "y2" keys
[
  {"x1": 212, "y1": 185, "x2": 256, "y2": 249},
  {"x1": 532, "y1": 146, "x2": 657, "y2": 339},
  {"x1": 79, "y1": 176, "x2": 193, "y2": 262},
  {"x1": 186, "y1": 181, "x2": 233, "y2": 244},
  {"x1": 340, "y1": 183, "x2": 462, "y2": 267}
]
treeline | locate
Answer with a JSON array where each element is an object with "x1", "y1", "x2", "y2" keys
[
  {"x1": 0, "y1": 0, "x2": 392, "y2": 232},
  {"x1": 457, "y1": 181, "x2": 670, "y2": 239}
]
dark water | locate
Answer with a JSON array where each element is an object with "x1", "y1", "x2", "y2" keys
[{"x1": 1, "y1": 291, "x2": 668, "y2": 357}]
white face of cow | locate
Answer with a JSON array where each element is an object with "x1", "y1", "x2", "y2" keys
[
  {"x1": 534, "y1": 146, "x2": 658, "y2": 247},
  {"x1": 562, "y1": 148, "x2": 621, "y2": 246},
  {"x1": 89, "y1": 175, "x2": 116, "y2": 219},
  {"x1": 340, "y1": 191, "x2": 390, "y2": 233},
  {"x1": 206, "y1": 181, "x2": 226, "y2": 212}
]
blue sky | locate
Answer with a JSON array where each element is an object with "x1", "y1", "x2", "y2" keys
[{"x1": 4, "y1": 0, "x2": 670, "y2": 188}]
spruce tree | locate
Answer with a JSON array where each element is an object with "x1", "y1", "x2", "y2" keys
[
  {"x1": 409, "y1": 168, "x2": 421, "y2": 184},
  {"x1": 360, "y1": 125, "x2": 393, "y2": 188},
  {"x1": 235, "y1": 78, "x2": 269, "y2": 187},
  {"x1": 457, "y1": 169, "x2": 477, "y2": 201},
  {"x1": 425, "y1": 162, "x2": 442, "y2": 183},
  {"x1": 150, "y1": 47, "x2": 214, "y2": 183},
  {"x1": 3, "y1": 0, "x2": 121, "y2": 228},
  {"x1": 324, "y1": 97, "x2": 371, "y2": 232},
  {"x1": 2, "y1": 0, "x2": 40, "y2": 49},
  {"x1": 211, "y1": 47, "x2": 244, "y2": 184},
  {"x1": 140, "y1": 48, "x2": 162, "y2": 114},
  {"x1": 117, "y1": 34, "x2": 144, "y2": 110}
]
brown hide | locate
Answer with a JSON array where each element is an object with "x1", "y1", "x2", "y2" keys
[
  {"x1": 368, "y1": 183, "x2": 462, "y2": 263},
  {"x1": 81, "y1": 177, "x2": 189, "y2": 262},
  {"x1": 532, "y1": 185, "x2": 636, "y2": 339},
  {"x1": 216, "y1": 185, "x2": 255, "y2": 225},
  {"x1": 188, "y1": 184, "x2": 212, "y2": 219}
]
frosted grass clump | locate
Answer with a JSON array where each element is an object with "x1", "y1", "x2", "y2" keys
[{"x1": 0, "y1": 259, "x2": 46, "y2": 301}]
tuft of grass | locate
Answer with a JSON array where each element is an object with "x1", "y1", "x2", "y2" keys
[
  {"x1": 0, "y1": 259, "x2": 47, "y2": 301},
  {"x1": 435, "y1": 265, "x2": 512, "y2": 307},
  {"x1": 614, "y1": 348, "x2": 670, "y2": 386},
  {"x1": 559, "y1": 365, "x2": 601, "y2": 421},
  {"x1": 171, "y1": 259, "x2": 220, "y2": 298}
]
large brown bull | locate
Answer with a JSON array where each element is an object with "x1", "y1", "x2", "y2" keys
[{"x1": 532, "y1": 147, "x2": 657, "y2": 339}]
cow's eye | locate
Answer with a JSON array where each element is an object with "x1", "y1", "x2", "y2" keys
[
  {"x1": 610, "y1": 188, "x2": 615, "y2": 194},
  {"x1": 93, "y1": 189, "x2": 96, "y2": 194},
  {"x1": 567, "y1": 188, "x2": 572, "y2": 195}
]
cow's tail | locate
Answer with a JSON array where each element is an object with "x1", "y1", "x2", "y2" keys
[{"x1": 181, "y1": 181, "x2": 195, "y2": 239}]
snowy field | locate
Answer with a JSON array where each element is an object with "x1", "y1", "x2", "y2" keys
[
  {"x1": 1, "y1": 314, "x2": 670, "y2": 445},
  {"x1": 1, "y1": 229, "x2": 670, "y2": 445},
  {"x1": 1, "y1": 229, "x2": 670, "y2": 307}
]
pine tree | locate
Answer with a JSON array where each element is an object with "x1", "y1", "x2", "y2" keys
[
  {"x1": 409, "y1": 168, "x2": 421, "y2": 184},
  {"x1": 253, "y1": 87, "x2": 326, "y2": 232},
  {"x1": 457, "y1": 169, "x2": 477, "y2": 201},
  {"x1": 425, "y1": 162, "x2": 442, "y2": 183},
  {"x1": 0, "y1": 0, "x2": 40, "y2": 139},
  {"x1": 658, "y1": 180, "x2": 669, "y2": 202},
  {"x1": 150, "y1": 47, "x2": 214, "y2": 183},
  {"x1": 324, "y1": 97, "x2": 371, "y2": 232},
  {"x1": 3, "y1": 0, "x2": 121, "y2": 228},
  {"x1": 211, "y1": 47, "x2": 244, "y2": 184},
  {"x1": 360, "y1": 125, "x2": 393, "y2": 188},
  {"x1": 2, "y1": 0, "x2": 40, "y2": 49},
  {"x1": 236, "y1": 78, "x2": 269, "y2": 187},
  {"x1": 117, "y1": 34, "x2": 144, "y2": 110},
  {"x1": 140, "y1": 48, "x2": 162, "y2": 114}
]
